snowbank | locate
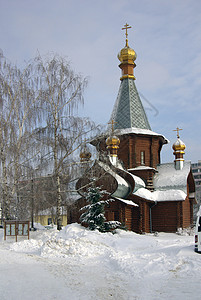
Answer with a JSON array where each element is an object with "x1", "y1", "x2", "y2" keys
[{"x1": 1, "y1": 223, "x2": 201, "y2": 300}]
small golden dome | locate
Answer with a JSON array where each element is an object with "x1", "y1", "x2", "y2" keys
[
  {"x1": 172, "y1": 138, "x2": 186, "y2": 152},
  {"x1": 118, "y1": 41, "x2": 137, "y2": 64},
  {"x1": 106, "y1": 135, "x2": 120, "y2": 149},
  {"x1": 80, "y1": 143, "x2": 91, "y2": 161},
  {"x1": 80, "y1": 151, "x2": 91, "y2": 161}
]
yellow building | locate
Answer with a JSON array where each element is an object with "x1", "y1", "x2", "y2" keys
[{"x1": 34, "y1": 206, "x2": 67, "y2": 227}]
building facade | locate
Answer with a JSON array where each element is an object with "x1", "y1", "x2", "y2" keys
[
  {"x1": 191, "y1": 161, "x2": 201, "y2": 216},
  {"x1": 68, "y1": 24, "x2": 196, "y2": 233}
]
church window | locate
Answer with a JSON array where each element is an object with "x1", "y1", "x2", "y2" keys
[{"x1": 140, "y1": 151, "x2": 145, "y2": 165}]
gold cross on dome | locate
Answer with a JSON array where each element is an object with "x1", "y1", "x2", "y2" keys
[
  {"x1": 108, "y1": 119, "x2": 117, "y2": 133},
  {"x1": 122, "y1": 23, "x2": 132, "y2": 39},
  {"x1": 173, "y1": 127, "x2": 183, "y2": 138}
]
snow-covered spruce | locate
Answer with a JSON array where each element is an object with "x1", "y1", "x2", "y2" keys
[{"x1": 80, "y1": 186, "x2": 122, "y2": 232}]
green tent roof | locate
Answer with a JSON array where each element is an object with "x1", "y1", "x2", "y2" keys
[{"x1": 110, "y1": 78, "x2": 151, "y2": 130}]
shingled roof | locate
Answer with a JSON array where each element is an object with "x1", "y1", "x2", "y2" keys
[{"x1": 110, "y1": 78, "x2": 151, "y2": 130}]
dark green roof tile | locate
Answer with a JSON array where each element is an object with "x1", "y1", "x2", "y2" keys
[{"x1": 110, "y1": 78, "x2": 151, "y2": 130}]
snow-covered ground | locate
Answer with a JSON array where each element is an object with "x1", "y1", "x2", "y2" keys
[{"x1": 0, "y1": 223, "x2": 201, "y2": 300}]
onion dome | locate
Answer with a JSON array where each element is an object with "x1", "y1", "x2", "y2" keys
[
  {"x1": 172, "y1": 127, "x2": 186, "y2": 152},
  {"x1": 118, "y1": 41, "x2": 137, "y2": 64},
  {"x1": 172, "y1": 127, "x2": 185, "y2": 170},
  {"x1": 106, "y1": 119, "x2": 120, "y2": 155},
  {"x1": 80, "y1": 143, "x2": 91, "y2": 162},
  {"x1": 172, "y1": 138, "x2": 186, "y2": 152},
  {"x1": 106, "y1": 135, "x2": 120, "y2": 150},
  {"x1": 106, "y1": 134, "x2": 120, "y2": 162},
  {"x1": 118, "y1": 23, "x2": 136, "y2": 80}
]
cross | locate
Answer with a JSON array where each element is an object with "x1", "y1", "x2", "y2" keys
[
  {"x1": 173, "y1": 127, "x2": 183, "y2": 138},
  {"x1": 108, "y1": 119, "x2": 117, "y2": 133},
  {"x1": 122, "y1": 23, "x2": 132, "y2": 39}
]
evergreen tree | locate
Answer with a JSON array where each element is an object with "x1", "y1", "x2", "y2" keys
[{"x1": 80, "y1": 185, "x2": 122, "y2": 232}]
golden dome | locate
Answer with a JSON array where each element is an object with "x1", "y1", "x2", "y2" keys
[
  {"x1": 80, "y1": 143, "x2": 91, "y2": 161},
  {"x1": 118, "y1": 41, "x2": 137, "y2": 64},
  {"x1": 172, "y1": 138, "x2": 186, "y2": 152},
  {"x1": 106, "y1": 135, "x2": 120, "y2": 149},
  {"x1": 80, "y1": 151, "x2": 91, "y2": 161}
]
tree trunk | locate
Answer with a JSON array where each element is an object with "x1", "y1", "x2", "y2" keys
[
  {"x1": 1, "y1": 153, "x2": 10, "y2": 220},
  {"x1": 56, "y1": 174, "x2": 62, "y2": 230},
  {"x1": 54, "y1": 116, "x2": 62, "y2": 230},
  {"x1": 0, "y1": 128, "x2": 10, "y2": 220}
]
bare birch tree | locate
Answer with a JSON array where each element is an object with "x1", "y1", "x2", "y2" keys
[
  {"x1": 0, "y1": 54, "x2": 40, "y2": 221},
  {"x1": 0, "y1": 52, "x2": 98, "y2": 227},
  {"x1": 33, "y1": 54, "x2": 97, "y2": 230}
]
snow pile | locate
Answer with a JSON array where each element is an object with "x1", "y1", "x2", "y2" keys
[
  {"x1": 10, "y1": 223, "x2": 158, "y2": 259},
  {"x1": 1, "y1": 223, "x2": 201, "y2": 300},
  {"x1": 176, "y1": 227, "x2": 195, "y2": 236},
  {"x1": 10, "y1": 224, "x2": 144, "y2": 258},
  {"x1": 10, "y1": 224, "x2": 111, "y2": 258}
]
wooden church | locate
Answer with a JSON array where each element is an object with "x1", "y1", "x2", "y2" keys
[{"x1": 68, "y1": 24, "x2": 196, "y2": 233}]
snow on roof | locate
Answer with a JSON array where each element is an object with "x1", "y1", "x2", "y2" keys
[
  {"x1": 134, "y1": 188, "x2": 187, "y2": 202},
  {"x1": 113, "y1": 197, "x2": 139, "y2": 207},
  {"x1": 132, "y1": 161, "x2": 191, "y2": 202},
  {"x1": 98, "y1": 161, "x2": 130, "y2": 198},
  {"x1": 91, "y1": 126, "x2": 168, "y2": 147},
  {"x1": 189, "y1": 192, "x2": 195, "y2": 199},
  {"x1": 154, "y1": 161, "x2": 191, "y2": 191},
  {"x1": 130, "y1": 174, "x2": 145, "y2": 188},
  {"x1": 113, "y1": 127, "x2": 169, "y2": 144},
  {"x1": 98, "y1": 161, "x2": 129, "y2": 187},
  {"x1": 37, "y1": 206, "x2": 67, "y2": 216},
  {"x1": 128, "y1": 166, "x2": 157, "y2": 171},
  {"x1": 197, "y1": 205, "x2": 201, "y2": 216}
]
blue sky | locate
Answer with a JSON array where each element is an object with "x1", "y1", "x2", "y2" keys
[{"x1": 1, "y1": 0, "x2": 201, "y2": 163}]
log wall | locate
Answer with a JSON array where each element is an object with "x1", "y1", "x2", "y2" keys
[
  {"x1": 98, "y1": 134, "x2": 163, "y2": 170},
  {"x1": 182, "y1": 184, "x2": 191, "y2": 228},
  {"x1": 151, "y1": 202, "x2": 178, "y2": 232},
  {"x1": 114, "y1": 134, "x2": 161, "y2": 169},
  {"x1": 182, "y1": 197, "x2": 191, "y2": 228}
]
